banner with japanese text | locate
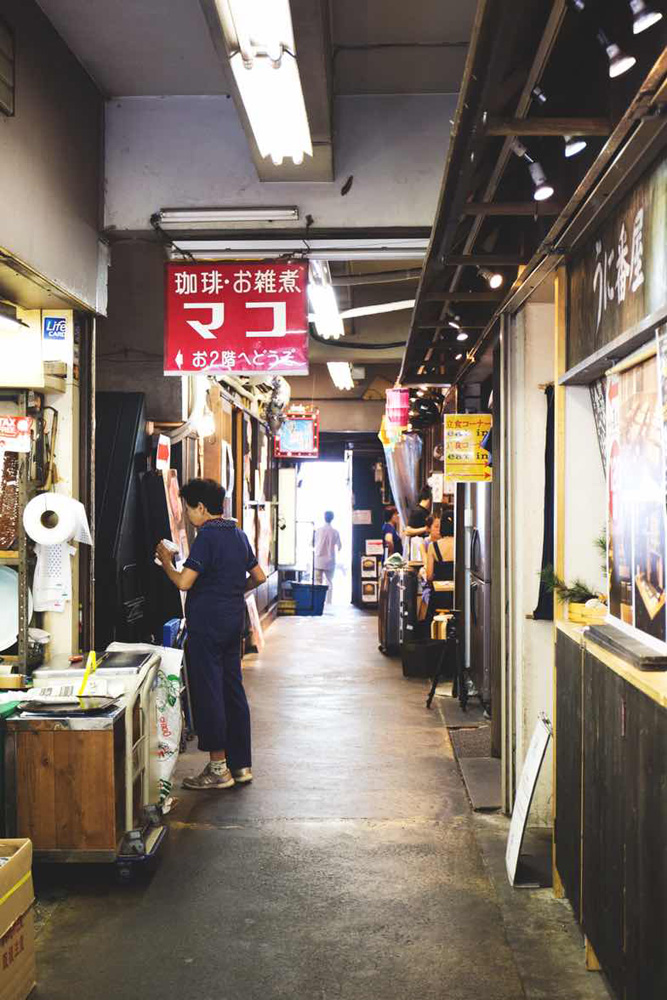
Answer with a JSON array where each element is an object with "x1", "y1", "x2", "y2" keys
[
  {"x1": 164, "y1": 261, "x2": 309, "y2": 376},
  {"x1": 444, "y1": 414, "x2": 492, "y2": 482}
]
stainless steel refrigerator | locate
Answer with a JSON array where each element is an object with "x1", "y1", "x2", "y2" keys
[{"x1": 468, "y1": 481, "x2": 492, "y2": 708}]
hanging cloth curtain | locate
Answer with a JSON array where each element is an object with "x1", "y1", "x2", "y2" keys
[{"x1": 533, "y1": 385, "x2": 555, "y2": 621}]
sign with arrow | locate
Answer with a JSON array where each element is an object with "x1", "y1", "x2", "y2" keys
[
  {"x1": 444, "y1": 414, "x2": 493, "y2": 482},
  {"x1": 164, "y1": 261, "x2": 309, "y2": 376}
]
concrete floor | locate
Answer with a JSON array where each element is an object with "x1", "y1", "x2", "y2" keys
[{"x1": 35, "y1": 609, "x2": 609, "y2": 1000}]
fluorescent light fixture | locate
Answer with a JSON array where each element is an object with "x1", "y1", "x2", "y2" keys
[
  {"x1": 630, "y1": 0, "x2": 663, "y2": 33},
  {"x1": 155, "y1": 207, "x2": 299, "y2": 228},
  {"x1": 478, "y1": 266, "x2": 504, "y2": 289},
  {"x1": 564, "y1": 135, "x2": 587, "y2": 158},
  {"x1": 529, "y1": 161, "x2": 555, "y2": 201},
  {"x1": 217, "y1": 0, "x2": 313, "y2": 166},
  {"x1": 597, "y1": 29, "x2": 636, "y2": 78},
  {"x1": 338, "y1": 299, "x2": 415, "y2": 320},
  {"x1": 456, "y1": 331, "x2": 469, "y2": 342},
  {"x1": 308, "y1": 261, "x2": 344, "y2": 340},
  {"x1": 327, "y1": 361, "x2": 354, "y2": 391},
  {"x1": 171, "y1": 237, "x2": 429, "y2": 262}
]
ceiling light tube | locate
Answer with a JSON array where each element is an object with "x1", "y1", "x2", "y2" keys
[
  {"x1": 630, "y1": 0, "x2": 663, "y2": 33},
  {"x1": 156, "y1": 207, "x2": 299, "y2": 228},
  {"x1": 564, "y1": 135, "x2": 587, "y2": 158},
  {"x1": 478, "y1": 266, "x2": 504, "y2": 289},
  {"x1": 308, "y1": 261, "x2": 344, "y2": 340},
  {"x1": 338, "y1": 299, "x2": 416, "y2": 320},
  {"x1": 327, "y1": 362, "x2": 355, "y2": 391},
  {"x1": 219, "y1": 0, "x2": 313, "y2": 166},
  {"x1": 597, "y1": 29, "x2": 637, "y2": 78}
]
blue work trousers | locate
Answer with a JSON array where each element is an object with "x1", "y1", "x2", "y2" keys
[{"x1": 186, "y1": 629, "x2": 252, "y2": 766}]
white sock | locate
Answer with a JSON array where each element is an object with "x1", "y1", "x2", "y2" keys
[{"x1": 209, "y1": 758, "x2": 227, "y2": 774}]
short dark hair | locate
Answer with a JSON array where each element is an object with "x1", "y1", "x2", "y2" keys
[
  {"x1": 385, "y1": 506, "x2": 398, "y2": 520},
  {"x1": 418, "y1": 486, "x2": 432, "y2": 502},
  {"x1": 180, "y1": 478, "x2": 225, "y2": 514},
  {"x1": 440, "y1": 506, "x2": 454, "y2": 537},
  {"x1": 324, "y1": 510, "x2": 334, "y2": 523}
]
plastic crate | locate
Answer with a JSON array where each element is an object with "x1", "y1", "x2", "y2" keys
[{"x1": 290, "y1": 582, "x2": 328, "y2": 616}]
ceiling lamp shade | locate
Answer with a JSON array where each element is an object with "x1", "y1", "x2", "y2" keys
[
  {"x1": 597, "y1": 29, "x2": 637, "y2": 78},
  {"x1": 564, "y1": 134, "x2": 587, "y2": 158},
  {"x1": 630, "y1": 0, "x2": 663, "y2": 33},
  {"x1": 456, "y1": 331, "x2": 469, "y2": 342},
  {"x1": 529, "y1": 161, "x2": 555, "y2": 201},
  {"x1": 308, "y1": 261, "x2": 344, "y2": 340},
  {"x1": 478, "y1": 267, "x2": 504, "y2": 289},
  {"x1": 327, "y1": 362, "x2": 355, "y2": 391},
  {"x1": 219, "y1": 0, "x2": 313, "y2": 166}
]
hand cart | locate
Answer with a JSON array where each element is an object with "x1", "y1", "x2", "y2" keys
[{"x1": 4, "y1": 652, "x2": 167, "y2": 881}]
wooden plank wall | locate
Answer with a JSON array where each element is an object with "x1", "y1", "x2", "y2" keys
[{"x1": 554, "y1": 631, "x2": 582, "y2": 916}]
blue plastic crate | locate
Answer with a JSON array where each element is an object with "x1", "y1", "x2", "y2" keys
[{"x1": 290, "y1": 582, "x2": 328, "y2": 616}]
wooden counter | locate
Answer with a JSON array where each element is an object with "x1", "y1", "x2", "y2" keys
[{"x1": 554, "y1": 622, "x2": 667, "y2": 1000}]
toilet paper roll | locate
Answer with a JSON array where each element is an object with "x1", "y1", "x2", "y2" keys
[{"x1": 23, "y1": 493, "x2": 78, "y2": 546}]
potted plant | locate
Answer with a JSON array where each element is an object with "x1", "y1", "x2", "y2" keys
[{"x1": 539, "y1": 566, "x2": 607, "y2": 624}]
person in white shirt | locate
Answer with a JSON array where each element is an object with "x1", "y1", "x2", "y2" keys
[{"x1": 314, "y1": 511, "x2": 341, "y2": 604}]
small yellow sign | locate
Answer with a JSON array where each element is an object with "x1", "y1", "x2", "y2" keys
[{"x1": 444, "y1": 414, "x2": 492, "y2": 482}]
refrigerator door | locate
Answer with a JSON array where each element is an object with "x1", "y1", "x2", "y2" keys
[
  {"x1": 469, "y1": 576, "x2": 491, "y2": 707},
  {"x1": 469, "y1": 482, "x2": 492, "y2": 584}
]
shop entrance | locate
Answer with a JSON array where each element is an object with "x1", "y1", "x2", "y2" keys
[{"x1": 295, "y1": 460, "x2": 352, "y2": 605}]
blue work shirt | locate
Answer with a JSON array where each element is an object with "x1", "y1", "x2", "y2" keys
[
  {"x1": 381, "y1": 521, "x2": 403, "y2": 561},
  {"x1": 183, "y1": 519, "x2": 258, "y2": 635}
]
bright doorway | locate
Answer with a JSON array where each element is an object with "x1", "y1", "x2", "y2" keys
[{"x1": 295, "y1": 460, "x2": 352, "y2": 605}]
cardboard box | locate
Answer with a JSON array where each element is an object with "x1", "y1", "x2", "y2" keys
[{"x1": 0, "y1": 840, "x2": 35, "y2": 1000}]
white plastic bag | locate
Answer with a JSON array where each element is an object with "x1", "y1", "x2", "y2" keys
[{"x1": 155, "y1": 663, "x2": 183, "y2": 810}]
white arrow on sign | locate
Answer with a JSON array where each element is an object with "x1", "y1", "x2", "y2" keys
[
  {"x1": 184, "y1": 302, "x2": 225, "y2": 339},
  {"x1": 175, "y1": 350, "x2": 184, "y2": 370}
]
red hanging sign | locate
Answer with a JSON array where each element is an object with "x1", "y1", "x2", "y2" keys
[
  {"x1": 0, "y1": 416, "x2": 32, "y2": 453},
  {"x1": 164, "y1": 261, "x2": 309, "y2": 376}
]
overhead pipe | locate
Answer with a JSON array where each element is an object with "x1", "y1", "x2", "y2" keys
[{"x1": 330, "y1": 268, "x2": 422, "y2": 286}]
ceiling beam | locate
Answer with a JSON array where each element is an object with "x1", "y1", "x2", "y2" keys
[
  {"x1": 485, "y1": 117, "x2": 610, "y2": 136},
  {"x1": 418, "y1": 323, "x2": 487, "y2": 331},
  {"x1": 331, "y1": 269, "x2": 421, "y2": 286},
  {"x1": 424, "y1": 291, "x2": 505, "y2": 303},
  {"x1": 461, "y1": 202, "x2": 562, "y2": 215},
  {"x1": 440, "y1": 254, "x2": 526, "y2": 266}
]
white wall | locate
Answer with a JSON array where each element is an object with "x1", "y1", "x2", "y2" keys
[
  {"x1": 104, "y1": 94, "x2": 456, "y2": 232},
  {"x1": 507, "y1": 303, "x2": 555, "y2": 826},
  {"x1": 0, "y1": 1, "x2": 104, "y2": 310},
  {"x1": 563, "y1": 388, "x2": 606, "y2": 590}
]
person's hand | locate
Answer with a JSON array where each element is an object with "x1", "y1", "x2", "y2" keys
[{"x1": 155, "y1": 541, "x2": 174, "y2": 567}]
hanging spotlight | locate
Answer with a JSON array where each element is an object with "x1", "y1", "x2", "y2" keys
[
  {"x1": 630, "y1": 0, "x2": 663, "y2": 33},
  {"x1": 456, "y1": 331, "x2": 469, "y2": 342},
  {"x1": 597, "y1": 29, "x2": 637, "y2": 78},
  {"x1": 455, "y1": 353, "x2": 463, "y2": 360},
  {"x1": 531, "y1": 86, "x2": 548, "y2": 105},
  {"x1": 478, "y1": 266, "x2": 504, "y2": 289},
  {"x1": 513, "y1": 139, "x2": 555, "y2": 202},
  {"x1": 448, "y1": 318, "x2": 461, "y2": 329},
  {"x1": 564, "y1": 134, "x2": 587, "y2": 158},
  {"x1": 528, "y1": 161, "x2": 555, "y2": 201}
]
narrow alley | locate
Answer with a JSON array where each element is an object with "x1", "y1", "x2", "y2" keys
[{"x1": 36, "y1": 611, "x2": 603, "y2": 1000}]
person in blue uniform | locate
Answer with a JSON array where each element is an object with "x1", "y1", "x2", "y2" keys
[{"x1": 155, "y1": 478, "x2": 266, "y2": 790}]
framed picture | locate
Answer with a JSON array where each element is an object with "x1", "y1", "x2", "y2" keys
[
  {"x1": 361, "y1": 556, "x2": 378, "y2": 579},
  {"x1": 274, "y1": 411, "x2": 320, "y2": 459},
  {"x1": 361, "y1": 581, "x2": 379, "y2": 603},
  {"x1": 365, "y1": 539, "x2": 383, "y2": 556}
]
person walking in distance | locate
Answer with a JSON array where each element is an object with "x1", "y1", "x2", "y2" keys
[
  {"x1": 314, "y1": 510, "x2": 341, "y2": 604},
  {"x1": 155, "y1": 478, "x2": 266, "y2": 790}
]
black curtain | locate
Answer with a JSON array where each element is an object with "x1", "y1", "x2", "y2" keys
[{"x1": 533, "y1": 385, "x2": 555, "y2": 621}]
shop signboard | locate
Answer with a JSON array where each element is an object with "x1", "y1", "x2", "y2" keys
[
  {"x1": 164, "y1": 261, "x2": 309, "y2": 377},
  {"x1": 568, "y1": 155, "x2": 667, "y2": 370},
  {"x1": 444, "y1": 414, "x2": 492, "y2": 482}
]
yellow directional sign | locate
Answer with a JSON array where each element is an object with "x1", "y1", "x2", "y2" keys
[{"x1": 444, "y1": 414, "x2": 492, "y2": 482}]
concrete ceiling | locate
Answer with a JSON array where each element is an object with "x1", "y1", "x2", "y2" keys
[{"x1": 35, "y1": 0, "x2": 228, "y2": 96}]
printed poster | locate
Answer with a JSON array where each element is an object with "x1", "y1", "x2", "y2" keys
[
  {"x1": 444, "y1": 414, "x2": 492, "y2": 482},
  {"x1": 608, "y1": 346, "x2": 666, "y2": 641}
]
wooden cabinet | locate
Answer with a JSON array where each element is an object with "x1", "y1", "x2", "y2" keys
[
  {"x1": 4, "y1": 707, "x2": 126, "y2": 861},
  {"x1": 555, "y1": 628, "x2": 667, "y2": 1000}
]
